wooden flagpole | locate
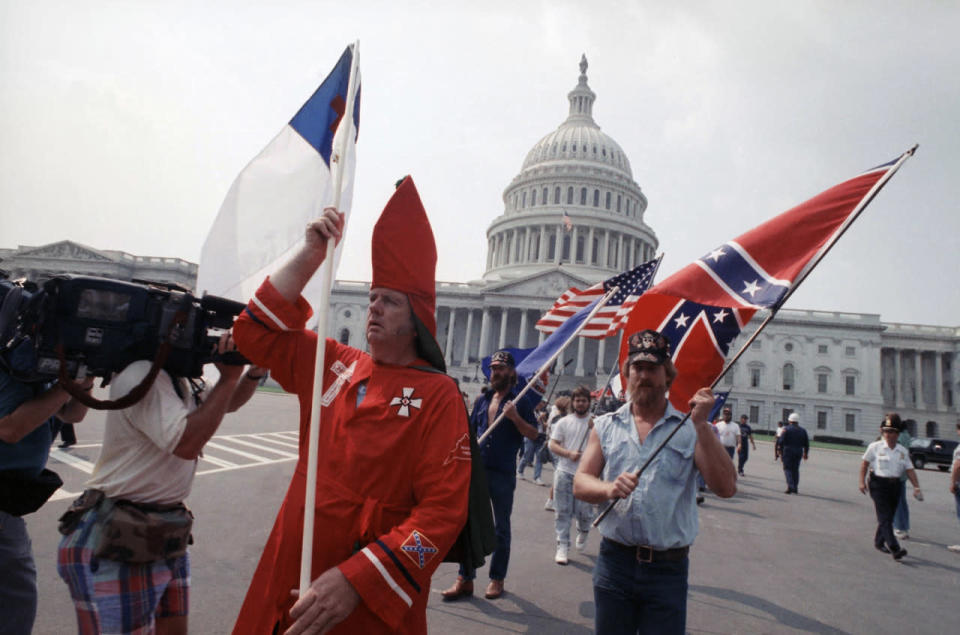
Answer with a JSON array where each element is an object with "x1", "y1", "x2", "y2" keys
[
  {"x1": 300, "y1": 41, "x2": 361, "y2": 595},
  {"x1": 592, "y1": 145, "x2": 918, "y2": 527}
]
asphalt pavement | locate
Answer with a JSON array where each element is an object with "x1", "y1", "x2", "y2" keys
[{"x1": 27, "y1": 391, "x2": 960, "y2": 634}]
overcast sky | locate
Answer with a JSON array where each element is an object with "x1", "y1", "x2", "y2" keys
[{"x1": 2, "y1": 1, "x2": 957, "y2": 326}]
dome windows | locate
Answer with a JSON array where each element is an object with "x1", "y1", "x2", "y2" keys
[
  {"x1": 593, "y1": 189, "x2": 600, "y2": 207},
  {"x1": 580, "y1": 188, "x2": 587, "y2": 205},
  {"x1": 567, "y1": 187, "x2": 574, "y2": 204},
  {"x1": 605, "y1": 192, "x2": 611, "y2": 210},
  {"x1": 531, "y1": 189, "x2": 536, "y2": 206},
  {"x1": 542, "y1": 187, "x2": 548, "y2": 205},
  {"x1": 554, "y1": 187, "x2": 561, "y2": 204}
]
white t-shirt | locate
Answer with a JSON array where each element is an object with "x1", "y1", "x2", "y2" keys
[
  {"x1": 953, "y1": 443, "x2": 960, "y2": 467},
  {"x1": 550, "y1": 412, "x2": 592, "y2": 475},
  {"x1": 87, "y1": 361, "x2": 202, "y2": 505},
  {"x1": 715, "y1": 421, "x2": 741, "y2": 448},
  {"x1": 862, "y1": 440, "x2": 913, "y2": 478}
]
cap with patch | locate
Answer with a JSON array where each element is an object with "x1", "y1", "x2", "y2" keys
[
  {"x1": 625, "y1": 329, "x2": 671, "y2": 365},
  {"x1": 788, "y1": 413, "x2": 800, "y2": 423},
  {"x1": 881, "y1": 416, "x2": 902, "y2": 432},
  {"x1": 490, "y1": 350, "x2": 516, "y2": 368}
]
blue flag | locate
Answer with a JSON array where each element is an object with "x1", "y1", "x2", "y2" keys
[{"x1": 707, "y1": 391, "x2": 730, "y2": 423}]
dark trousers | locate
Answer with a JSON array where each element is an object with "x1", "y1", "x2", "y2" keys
[
  {"x1": 737, "y1": 443, "x2": 749, "y2": 473},
  {"x1": 869, "y1": 475, "x2": 902, "y2": 552},
  {"x1": 56, "y1": 423, "x2": 77, "y2": 446},
  {"x1": 723, "y1": 445, "x2": 736, "y2": 460},
  {"x1": 460, "y1": 468, "x2": 515, "y2": 581},
  {"x1": 593, "y1": 538, "x2": 689, "y2": 635},
  {"x1": 782, "y1": 450, "x2": 802, "y2": 492}
]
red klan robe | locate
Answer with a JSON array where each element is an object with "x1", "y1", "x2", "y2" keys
[{"x1": 231, "y1": 279, "x2": 471, "y2": 634}]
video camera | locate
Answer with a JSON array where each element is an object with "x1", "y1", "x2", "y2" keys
[{"x1": 0, "y1": 273, "x2": 247, "y2": 383}]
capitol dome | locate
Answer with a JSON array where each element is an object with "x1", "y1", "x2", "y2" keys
[{"x1": 483, "y1": 55, "x2": 657, "y2": 283}]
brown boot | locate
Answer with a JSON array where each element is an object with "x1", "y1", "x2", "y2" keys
[
  {"x1": 484, "y1": 579, "x2": 504, "y2": 600},
  {"x1": 441, "y1": 576, "x2": 474, "y2": 602}
]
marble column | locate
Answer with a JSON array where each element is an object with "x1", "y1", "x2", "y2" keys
[
  {"x1": 539, "y1": 225, "x2": 547, "y2": 263},
  {"x1": 597, "y1": 337, "x2": 607, "y2": 374},
  {"x1": 498, "y1": 309, "x2": 509, "y2": 350},
  {"x1": 575, "y1": 336, "x2": 586, "y2": 375},
  {"x1": 892, "y1": 349, "x2": 901, "y2": 407},
  {"x1": 554, "y1": 229, "x2": 562, "y2": 265},
  {"x1": 519, "y1": 310, "x2": 529, "y2": 349},
  {"x1": 478, "y1": 308, "x2": 490, "y2": 359},
  {"x1": 588, "y1": 225, "x2": 596, "y2": 265},
  {"x1": 444, "y1": 308, "x2": 456, "y2": 367},
  {"x1": 618, "y1": 234, "x2": 625, "y2": 270},
  {"x1": 935, "y1": 351, "x2": 944, "y2": 410},
  {"x1": 462, "y1": 309, "x2": 474, "y2": 364},
  {"x1": 912, "y1": 350, "x2": 921, "y2": 406},
  {"x1": 572, "y1": 226, "x2": 580, "y2": 263},
  {"x1": 600, "y1": 231, "x2": 609, "y2": 268}
]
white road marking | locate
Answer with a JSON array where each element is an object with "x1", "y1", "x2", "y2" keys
[
  {"x1": 49, "y1": 448, "x2": 96, "y2": 474},
  {"x1": 221, "y1": 435, "x2": 298, "y2": 458},
  {"x1": 46, "y1": 431, "x2": 300, "y2": 479}
]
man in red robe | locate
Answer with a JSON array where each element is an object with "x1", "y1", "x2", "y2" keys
[{"x1": 232, "y1": 177, "x2": 471, "y2": 634}]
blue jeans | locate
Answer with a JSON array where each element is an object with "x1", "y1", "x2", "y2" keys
[
  {"x1": 893, "y1": 480, "x2": 909, "y2": 532},
  {"x1": 593, "y1": 538, "x2": 689, "y2": 634},
  {"x1": 954, "y1": 490, "x2": 960, "y2": 524},
  {"x1": 517, "y1": 435, "x2": 545, "y2": 480},
  {"x1": 737, "y1": 443, "x2": 749, "y2": 473},
  {"x1": 0, "y1": 511, "x2": 37, "y2": 635},
  {"x1": 460, "y1": 468, "x2": 515, "y2": 581},
  {"x1": 554, "y1": 471, "x2": 592, "y2": 547}
]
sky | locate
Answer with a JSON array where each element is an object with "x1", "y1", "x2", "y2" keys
[{"x1": 1, "y1": 1, "x2": 958, "y2": 326}]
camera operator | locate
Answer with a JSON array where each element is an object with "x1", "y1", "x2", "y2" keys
[
  {"x1": 0, "y1": 366, "x2": 93, "y2": 635},
  {"x1": 56, "y1": 331, "x2": 261, "y2": 635}
]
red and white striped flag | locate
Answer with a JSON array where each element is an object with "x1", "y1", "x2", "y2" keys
[{"x1": 535, "y1": 256, "x2": 661, "y2": 339}]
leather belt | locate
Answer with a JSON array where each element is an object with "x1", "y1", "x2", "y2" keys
[
  {"x1": 604, "y1": 538, "x2": 690, "y2": 563},
  {"x1": 869, "y1": 473, "x2": 899, "y2": 483}
]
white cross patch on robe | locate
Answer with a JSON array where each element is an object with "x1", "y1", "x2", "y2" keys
[{"x1": 390, "y1": 387, "x2": 422, "y2": 417}]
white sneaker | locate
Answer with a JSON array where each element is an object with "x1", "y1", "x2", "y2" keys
[
  {"x1": 555, "y1": 544, "x2": 569, "y2": 565},
  {"x1": 575, "y1": 531, "x2": 588, "y2": 551},
  {"x1": 947, "y1": 545, "x2": 960, "y2": 553},
  {"x1": 544, "y1": 498, "x2": 555, "y2": 511},
  {"x1": 534, "y1": 477, "x2": 546, "y2": 486},
  {"x1": 894, "y1": 529, "x2": 909, "y2": 539},
  {"x1": 516, "y1": 471, "x2": 526, "y2": 481}
]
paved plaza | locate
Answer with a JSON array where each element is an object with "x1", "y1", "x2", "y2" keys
[{"x1": 28, "y1": 391, "x2": 960, "y2": 634}]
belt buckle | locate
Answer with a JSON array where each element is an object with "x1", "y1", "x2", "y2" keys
[{"x1": 636, "y1": 545, "x2": 655, "y2": 563}]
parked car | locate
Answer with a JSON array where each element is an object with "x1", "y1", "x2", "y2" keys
[{"x1": 909, "y1": 438, "x2": 959, "y2": 471}]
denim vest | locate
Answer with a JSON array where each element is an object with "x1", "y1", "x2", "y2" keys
[{"x1": 594, "y1": 401, "x2": 699, "y2": 549}]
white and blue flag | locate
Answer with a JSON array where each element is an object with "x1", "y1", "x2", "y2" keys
[{"x1": 198, "y1": 45, "x2": 361, "y2": 305}]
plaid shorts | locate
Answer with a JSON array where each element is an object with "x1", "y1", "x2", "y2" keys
[{"x1": 57, "y1": 507, "x2": 190, "y2": 634}]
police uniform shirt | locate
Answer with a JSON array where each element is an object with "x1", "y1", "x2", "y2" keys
[{"x1": 862, "y1": 440, "x2": 913, "y2": 478}]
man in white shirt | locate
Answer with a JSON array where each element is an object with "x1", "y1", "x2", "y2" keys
[
  {"x1": 858, "y1": 413, "x2": 922, "y2": 560},
  {"x1": 548, "y1": 386, "x2": 593, "y2": 565},
  {"x1": 714, "y1": 407, "x2": 740, "y2": 461}
]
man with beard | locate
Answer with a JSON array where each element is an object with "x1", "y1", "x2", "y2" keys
[
  {"x1": 549, "y1": 385, "x2": 594, "y2": 565},
  {"x1": 574, "y1": 329, "x2": 736, "y2": 634},
  {"x1": 442, "y1": 350, "x2": 538, "y2": 601}
]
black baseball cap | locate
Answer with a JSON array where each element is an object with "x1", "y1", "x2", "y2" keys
[{"x1": 625, "y1": 329, "x2": 670, "y2": 365}]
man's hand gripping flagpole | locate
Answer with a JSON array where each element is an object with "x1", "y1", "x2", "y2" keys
[
  {"x1": 300, "y1": 41, "x2": 361, "y2": 596},
  {"x1": 477, "y1": 285, "x2": 621, "y2": 446},
  {"x1": 592, "y1": 144, "x2": 918, "y2": 527}
]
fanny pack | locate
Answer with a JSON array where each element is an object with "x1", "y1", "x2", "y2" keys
[
  {"x1": 0, "y1": 468, "x2": 63, "y2": 516},
  {"x1": 59, "y1": 489, "x2": 194, "y2": 563}
]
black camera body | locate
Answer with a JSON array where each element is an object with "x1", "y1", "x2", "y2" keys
[{"x1": 0, "y1": 275, "x2": 246, "y2": 381}]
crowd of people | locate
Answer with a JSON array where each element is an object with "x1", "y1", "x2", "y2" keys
[{"x1": 3, "y1": 180, "x2": 960, "y2": 634}]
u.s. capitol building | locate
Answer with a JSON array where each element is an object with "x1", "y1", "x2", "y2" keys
[
  {"x1": 4, "y1": 58, "x2": 957, "y2": 443},
  {"x1": 326, "y1": 56, "x2": 959, "y2": 443}
]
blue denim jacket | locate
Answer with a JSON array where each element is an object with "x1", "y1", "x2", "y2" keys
[{"x1": 594, "y1": 401, "x2": 699, "y2": 549}]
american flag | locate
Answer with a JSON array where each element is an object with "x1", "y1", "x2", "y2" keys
[
  {"x1": 561, "y1": 210, "x2": 573, "y2": 232},
  {"x1": 535, "y1": 256, "x2": 661, "y2": 339}
]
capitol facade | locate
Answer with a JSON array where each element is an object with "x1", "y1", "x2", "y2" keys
[{"x1": 4, "y1": 57, "x2": 957, "y2": 444}]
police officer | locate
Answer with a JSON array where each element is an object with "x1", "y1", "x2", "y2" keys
[
  {"x1": 780, "y1": 413, "x2": 808, "y2": 494},
  {"x1": 859, "y1": 415, "x2": 921, "y2": 560}
]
